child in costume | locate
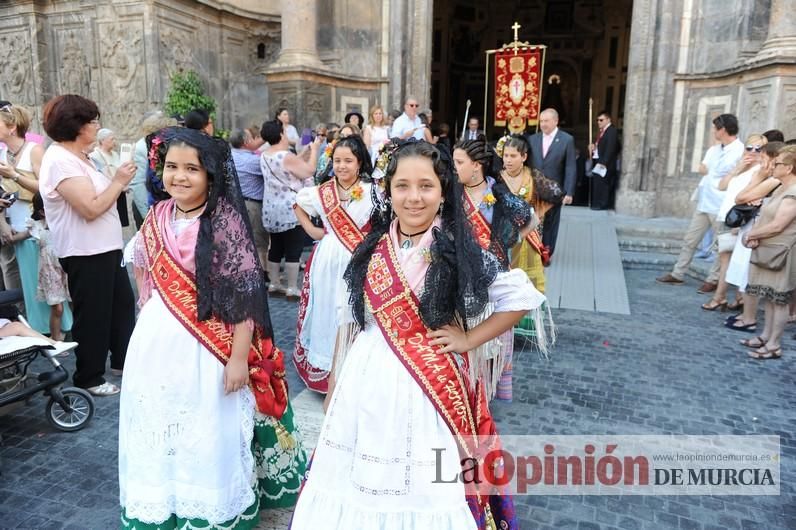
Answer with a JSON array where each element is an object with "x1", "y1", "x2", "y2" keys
[
  {"x1": 290, "y1": 140, "x2": 551, "y2": 530},
  {"x1": 118, "y1": 127, "x2": 306, "y2": 530},
  {"x1": 292, "y1": 136, "x2": 375, "y2": 394}
]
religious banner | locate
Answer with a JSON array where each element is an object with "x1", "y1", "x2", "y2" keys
[{"x1": 494, "y1": 47, "x2": 544, "y2": 133}]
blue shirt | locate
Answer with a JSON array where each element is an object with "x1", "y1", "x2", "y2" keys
[{"x1": 231, "y1": 148, "x2": 265, "y2": 201}]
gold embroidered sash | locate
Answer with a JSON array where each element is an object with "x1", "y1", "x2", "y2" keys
[
  {"x1": 462, "y1": 190, "x2": 492, "y2": 252},
  {"x1": 318, "y1": 179, "x2": 368, "y2": 253}
]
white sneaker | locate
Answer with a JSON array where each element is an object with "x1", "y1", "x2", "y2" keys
[
  {"x1": 51, "y1": 341, "x2": 78, "y2": 357},
  {"x1": 268, "y1": 284, "x2": 285, "y2": 296},
  {"x1": 285, "y1": 288, "x2": 300, "y2": 301}
]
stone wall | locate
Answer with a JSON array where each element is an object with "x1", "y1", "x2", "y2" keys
[{"x1": 0, "y1": 0, "x2": 280, "y2": 141}]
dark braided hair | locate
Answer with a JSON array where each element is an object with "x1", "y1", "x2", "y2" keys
[
  {"x1": 453, "y1": 138, "x2": 532, "y2": 268},
  {"x1": 317, "y1": 135, "x2": 374, "y2": 184},
  {"x1": 344, "y1": 139, "x2": 497, "y2": 331}
]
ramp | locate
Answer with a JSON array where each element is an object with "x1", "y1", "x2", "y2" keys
[{"x1": 544, "y1": 207, "x2": 630, "y2": 314}]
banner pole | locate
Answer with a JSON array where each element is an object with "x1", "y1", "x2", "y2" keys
[{"x1": 483, "y1": 51, "x2": 490, "y2": 140}]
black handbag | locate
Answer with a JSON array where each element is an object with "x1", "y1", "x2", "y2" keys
[{"x1": 725, "y1": 203, "x2": 759, "y2": 228}]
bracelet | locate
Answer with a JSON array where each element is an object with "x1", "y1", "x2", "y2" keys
[{"x1": 12, "y1": 173, "x2": 19, "y2": 182}]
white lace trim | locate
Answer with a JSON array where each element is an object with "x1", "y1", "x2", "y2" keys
[{"x1": 120, "y1": 389, "x2": 256, "y2": 525}]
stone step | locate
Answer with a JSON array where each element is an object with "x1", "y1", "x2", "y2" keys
[
  {"x1": 614, "y1": 215, "x2": 689, "y2": 241},
  {"x1": 618, "y1": 236, "x2": 683, "y2": 254},
  {"x1": 620, "y1": 250, "x2": 713, "y2": 281}
]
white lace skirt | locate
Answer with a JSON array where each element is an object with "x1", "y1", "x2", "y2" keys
[
  {"x1": 300, "y1": 238, "x2": 352, "y2": 371},
  {"x1": 290, "y1": 325, "x2": 477, "y2": 530},
  {"x1": 726, "y1": 223, "x2": 753, "y2": 291},
  {"x1": 118, "y1": 292, "x2": 256, "y2": 525}
]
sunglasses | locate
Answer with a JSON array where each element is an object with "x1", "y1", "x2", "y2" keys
[
  {"x1": 0, "y1": 104, "x2": 11, "y2": 113},
  {"x1": 407, "y1": 104, "x2": 418, "y2": 107},
  {"x1": 774, "y1": 162, "x2": 791, "y2": 168},
  {"x1": 745, "y1": 145, "x2": 762, "y2": 152}
]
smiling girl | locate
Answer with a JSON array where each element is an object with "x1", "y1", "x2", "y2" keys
[
  {"x1": 118, "y1": 127, "x2": 305, "y2": 529},
  {"x1": 289, "y1": 140, "x2": 549, "y2": 530},
  {"x1": 292, "y1": 136, "x2": 375, "y2": 394}
]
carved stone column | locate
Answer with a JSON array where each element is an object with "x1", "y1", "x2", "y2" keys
[
  {"x1": 756, "y1": 0, "x2": 796, "y2": 61},
  {"x1": 271, "y1": 0, "x2": 324, "y2": 69}
]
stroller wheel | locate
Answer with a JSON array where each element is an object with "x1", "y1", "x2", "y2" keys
[{"x1": 46, "y1": 388, "x2": 95, "y2": 432}]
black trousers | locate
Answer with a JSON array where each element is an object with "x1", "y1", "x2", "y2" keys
[
  {"x1": 590, "y1": 170, "x2": 617, "y2": 210},
  {"x1": 542, "y1": 203, "x2": 563, "y2": 256},
  {"x1": 268, "y1": 225, "x2": 306, "y2": 263},
  {"x1": 60, "y1": 250, "x2": 136, "y2": 389}
]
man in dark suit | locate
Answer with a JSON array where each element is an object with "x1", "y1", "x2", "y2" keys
[
  {"x1": 588, "y1": 110, "x2": 620, "y2": 210},
  {"x1": 463, "y1": 117, "x2": 485, "y2": 141},
  {"x1": 527, "y1": 108, "x2": 576, "y2": 256}
]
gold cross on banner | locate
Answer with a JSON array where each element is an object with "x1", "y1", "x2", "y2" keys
[{"x1": 512, "y1": 22, "x2": 521, "y2": 42}]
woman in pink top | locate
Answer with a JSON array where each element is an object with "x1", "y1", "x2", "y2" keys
[{"x1": 39, "y1": 94, "x2": 137, "y2": 396}]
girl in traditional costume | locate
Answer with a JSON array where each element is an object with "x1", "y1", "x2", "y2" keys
[
  {"x1": 452, "y1": 138, "x2": 549, "y2": 401},
  {"x1": 499, "y1": 134, "x2": 564, "y2": 294},
  {"x1": 289, "y1": 140, "x2": 550, "y2": 530},
  {"x1": 118, "y1": 128, "x2": 306, "y2": 530},
  {"x1": 292, "y1": 136, "x2": 375, "y2": 393}
]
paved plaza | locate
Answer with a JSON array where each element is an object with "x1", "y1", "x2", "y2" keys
[{"x1": 0, "y1": 269, "x2": 793, "y2": 529}]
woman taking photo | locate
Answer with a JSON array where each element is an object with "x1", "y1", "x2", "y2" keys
[
  {"x1": 119, "y1": 126, "x2": 306, "y2": 529},
  {"x1": 290, "y1": 140, "x2": 549, "y2": 530},
  {"x1": 741, "y1": 146, "x2": 796, "y2": 359},
  {"x1": 260, "y1": 120, "x2": 321, "y2": 299},
  {"x1": 452, "y1": 138, "x2": 542, "y2": 401},
  {"x1": 39, "y1": 94, "x2": 136, "y2": 396},
  {"x1": 292, "y1": 136, "x2": 375, "y2": 394}
]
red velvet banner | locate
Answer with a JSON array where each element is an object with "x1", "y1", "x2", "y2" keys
[{"x1": 494, "y1": 47, "x2": 543, "y2": 132}]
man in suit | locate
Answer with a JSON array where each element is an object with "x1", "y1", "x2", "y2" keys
[
  {"x1": 527, "y1": 108, "x2": 576, "y2": 256},
  {"x1": 464, "y1": 117, "x2": 485, "y2": 141},
  {"x1": 588, "y1": 110, "x2": 620, "y2": 210}
]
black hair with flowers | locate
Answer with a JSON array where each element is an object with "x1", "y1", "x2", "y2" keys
[
  {"x1": 317, "y1": 135, "x2": 374, "y2": 185},
  {"x1": 453, "y1": 138, "x2": 533, "y2": 267},
  {"x1": 344, "y1": 139, "x2": 498, "y2": 331}
]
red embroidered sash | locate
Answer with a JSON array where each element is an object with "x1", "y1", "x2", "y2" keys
[
  {"x1": 318, "y1": 179, "x2": 368, "y2": 253},
  {"x1": 141, "y1": 212, "x2": 289, "y2": 420},
  {"x1": 462, "y1": 190, "x2": 492, "y2": 251},
  {"x1": 363, "y1": 235, "x2": 502, "y2": 528}
]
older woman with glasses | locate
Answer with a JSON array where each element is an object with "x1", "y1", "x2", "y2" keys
[
  {"x1": 740, "y1": 146, "x2": 796, "y2": 359},
  {"x1": 39, "y1": 94, "x2": 137, "y2": 395}
]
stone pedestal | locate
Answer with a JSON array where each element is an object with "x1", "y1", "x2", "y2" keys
[
  {"x1": 755, "y1": 0, "x2": 796, "y2": 61},
  {"x1": 615, "y1": 190, "x2": 658, "y2": 218}
]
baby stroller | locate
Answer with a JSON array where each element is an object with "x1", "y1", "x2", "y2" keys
[{"x1": 0, "y1": 289, "x2": 94, "y2": 432}]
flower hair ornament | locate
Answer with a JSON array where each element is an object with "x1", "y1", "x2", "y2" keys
[
  {"x1": 494, "y1": 134, "x2": 511, "y2": 158},
  {"x1": 371, "y1": 137, "x2": 403, "y2": 181}
]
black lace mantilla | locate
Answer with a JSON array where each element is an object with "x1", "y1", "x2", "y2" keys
[{"x1": 147, "y1": 127, "x2": 273, "y2": 335}]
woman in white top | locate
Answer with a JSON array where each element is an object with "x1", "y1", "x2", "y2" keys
[
  {"x1": 39, "y1": 94, "x2": 136, "y2": 396},
  {"x1": 362, "y1": 105, "x2": 391, "y2": 165},
  {"x1": 702, "y1": 134, "x2": 767, "y2": 312},
  {"x1": 275, "y1": 108, "x2": 299, "y2": 150}
]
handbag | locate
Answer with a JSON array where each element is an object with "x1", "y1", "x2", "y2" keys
[
  {"x1": 750, "y1": 243, "x2": 791, "y2": 271},
  {"x1": 725, "y1": 203, "x2": 759, "y2": 228}
]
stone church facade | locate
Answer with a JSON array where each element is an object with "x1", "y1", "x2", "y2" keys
[{"x1": 1, "y1": 0, "x2": 795, "y2": 218}]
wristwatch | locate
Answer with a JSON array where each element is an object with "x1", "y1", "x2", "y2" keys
[{"x1": 12, "y1": 173, "x2": 19, "y2": 182}]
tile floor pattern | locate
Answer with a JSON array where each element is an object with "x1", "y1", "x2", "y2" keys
[{"x1": 0, "y1": 270, "x2": 794, "y2": 529}]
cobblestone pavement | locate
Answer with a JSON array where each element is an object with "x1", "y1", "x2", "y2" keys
[{"x1": 0, "y1": 269, "x2": 793, "y2": 529}]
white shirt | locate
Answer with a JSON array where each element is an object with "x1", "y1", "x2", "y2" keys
[
  {"x1": 391, "y1": 113, "x2": 424, "y2": 140},
  {"x1": 696, "y1": 139, "x2": 744, "y2": 216}
]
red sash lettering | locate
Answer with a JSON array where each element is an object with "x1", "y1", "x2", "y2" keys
[
  {"x1": 141, "y1": 212, "x2": 288, "y2": 420},
  {"x1": 462, "y1": 191, "x2": 492, "y2": 251},
  {"x1": 318, "y1": 179, "x2": 368, "y2": 254}
]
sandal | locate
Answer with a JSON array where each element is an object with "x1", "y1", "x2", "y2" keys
[
  {"x1": 740, "y1": 336, "x2": 766, "y2": 348},
  {"x1": 701, "y1": 299, "x2": 727, "y2": 312},
  {"x1": 747, "y1": 346, "x2": 782, "y2": 360},
  {"x1": 86, "y1": 382, "x2": 121, "y2": 396},
  {"x1": 727, "y1": 299, "x2": 744, "y2": 311},
  {"x1": 725, "y1": 319, "x2": 757, "y2": 333}
]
